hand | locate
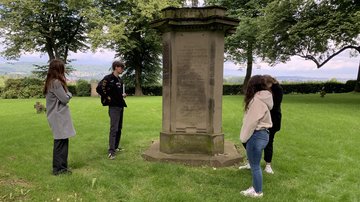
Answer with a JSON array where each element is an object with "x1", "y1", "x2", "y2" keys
[{"x1": 122, "y1": 93, "x2": 127, "y2": 98}]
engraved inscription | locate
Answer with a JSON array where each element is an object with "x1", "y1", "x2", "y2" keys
[{"x1": 175, "y1": 42, "x2": 209, "y2": 131}]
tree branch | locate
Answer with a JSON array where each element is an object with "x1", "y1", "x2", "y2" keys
[{"x1": 298, "y1": 45, "x2": 360, "y2": 69}]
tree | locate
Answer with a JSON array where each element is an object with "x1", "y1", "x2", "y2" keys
[
  {"x1": 87, "y1": 0, "x2": 182, "y2": 96},
  {"x1": 258, "y1": 0, "x2": 360, "y2": 92},
  {"x1": 206, "y1": 0, "x2": 270, "y2": 91},
  {"x1": 0, "y1": 0, "x2": 91, "y2": 77}
]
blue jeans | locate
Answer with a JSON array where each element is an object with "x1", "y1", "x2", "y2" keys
[{"x1": 246, "y1": 129, "x2": 269, "y2": 193}]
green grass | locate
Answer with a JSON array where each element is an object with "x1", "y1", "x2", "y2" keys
[{"x1": 1, "y1": 94, "x2": 360, "y2": 201}]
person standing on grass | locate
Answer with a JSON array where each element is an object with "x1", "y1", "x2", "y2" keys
[
  {"x1": 239, "y1": 75, "x2": 273, "y2": 198},
  {"x1": 263, "y1": 75, "x2": 283, "y2": 174},
  {"x1": 239, "y1": 75, "x2": 283, "y2": 175},
  {"x1": 44, "y1": 59, "x2": 75, "y2": 175},
  {"x1": 98, "y1": 60, "x2": 127, "y2": 160}
]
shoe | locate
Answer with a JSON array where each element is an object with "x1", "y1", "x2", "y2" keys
[
  {"x1": 115, "y1": 147, "x2": 125, "y2": 152},
  {"x1": 239, "y1": 163, "x2": 251, "y2": 170},
  {"x1": 240, "y1": 187, "x2": 263, "y2": 198},
  {"x1": 264, "y1": 164, "x2": 274, "y2": 174},
  {"x1": 53, "y1": 169, "x2": 72, "y2": 176},
  {"x1": 108, "y1": 153, "x2": 115, "y2": 160}
]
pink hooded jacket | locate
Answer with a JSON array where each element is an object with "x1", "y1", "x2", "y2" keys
[{"x1": 240, "y1": 90, "x2": 273, "y2": 143}]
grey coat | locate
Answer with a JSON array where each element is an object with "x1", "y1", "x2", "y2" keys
[{"x1": 46, "y1": 79, "x2": 76, "y2": 139}]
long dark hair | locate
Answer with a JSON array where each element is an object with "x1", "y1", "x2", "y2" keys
[
  {"x1": 244, "y1": 75, "x2": 268, "y2": 111},
  {"x1": 43, "y1": 59, "x2": 67, "y2": 94}
]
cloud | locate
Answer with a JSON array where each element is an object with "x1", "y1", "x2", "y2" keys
[{"x1": 69, "y1": 49, "x2": 117, "y2": 65}]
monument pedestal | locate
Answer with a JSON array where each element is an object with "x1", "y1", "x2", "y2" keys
[
  {"x1": 142, "y1": 6, "x2": 243, "y2": 167},
  {"x1": 160, "y1": 132, "x2": 224, "y2": 155},
  {"x1": 142, "y1": 140, "x2": 242, "y2": 167}
]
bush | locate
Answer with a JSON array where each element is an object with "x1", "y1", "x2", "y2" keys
[
  {"x1": 345, "y1": 80, "x2": 357, "y2": 91},
  {"x1": 2, "y1": 77, "x2": 44, "y2": 99},
  {"x1": 4, "y1": 79, "x2": 22, "y2": 91},
  {"x1": 76, "y1": 80, "x2": 91, "y2": 97},
  {"x1": 2, "y1": 89, "x2": 19, "y2": 99},
  {"x1": 20, "y1": 85, "x2": 44, "y2": 98},
  {"x1": 68, "y1": 85, "x2": 77, "y2": 96},
  {"x1": 223, "y1": 85, "x2": 242, "y2": 95}
]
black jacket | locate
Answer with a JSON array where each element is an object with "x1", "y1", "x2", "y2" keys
[
  {"x1": 270, "y1": 83, "x2": 283, "y2": 132},
  {"x1": 100, "y1": 74, "x2": 127, "y2": 108}
]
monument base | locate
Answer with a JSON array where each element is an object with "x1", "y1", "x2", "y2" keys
[
  {"x1": 142, "y1": 140, "x2": 244, "y2": 167},
  {"x1": 160, "y1": 132, "x2": 224, "y2": 155}
]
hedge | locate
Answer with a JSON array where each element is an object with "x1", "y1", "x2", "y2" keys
[
  {"x1": 124, "y1": 81, "x2": 357, "y2": 96},
  {"x1": 0, "y1": 79, "x2": 357, "y2": 98}
]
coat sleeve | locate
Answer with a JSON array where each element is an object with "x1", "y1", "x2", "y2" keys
[
  {"x1": 239, "y1": 99, "x2": 267, "y2": 143},
  {"x1": 52, "y1": 80, "x2": 71, "y2": 104}
]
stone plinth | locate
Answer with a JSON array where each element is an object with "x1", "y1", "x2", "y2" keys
[
  {"x1": 142, "y1": 6, "x2": 242, "y2": 167},
  {"x1": 142, "y1": 141, "x2": 243, "y2": 167},
  {"x1": 90, "y1": 82, "x2": 99, "y2": 97}
]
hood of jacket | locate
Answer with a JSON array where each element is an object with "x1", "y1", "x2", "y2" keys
[{"x1": 253, "y1": 90, "x2": 273, "y2": 110}]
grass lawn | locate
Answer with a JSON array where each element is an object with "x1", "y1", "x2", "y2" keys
[{"x1": 0, "y1": 93, "x2": 359, "y2": 201}]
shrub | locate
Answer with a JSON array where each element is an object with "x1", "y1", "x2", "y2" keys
[
  {"x1": 76, "y1": 80, "x2": 91, "y2": 97},
  {"x1": 2, "y1": 89, "x2": 19, "y2": 99},
  {"x1": 2, "y1": 77, "x2": 44, "y2": 99},
  {"x1": 68, "y1": 85, "x2": 77, "y2": 96}
]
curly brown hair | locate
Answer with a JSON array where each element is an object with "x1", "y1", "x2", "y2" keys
[
  {"x1": 43, "y1": 59, "x2": 67, "y2": 94},
  {"x1": 244, "y1": 75, "x2": 269, "y2": 111}
]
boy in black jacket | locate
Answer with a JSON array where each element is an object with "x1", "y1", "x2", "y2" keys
[{"x1": 99, "y1": 60, "x2": 127, "y2": 160}]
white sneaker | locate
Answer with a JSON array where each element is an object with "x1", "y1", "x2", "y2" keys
[
  {"x1": 240, "y1": 187, "x2": 263, "y2": 198},
  {"x1": 238, "y1": 163, "x2": 251, "y2": 170},
  {"x1": 264, "y1": 164, "x2": 274, "y2": 174}
]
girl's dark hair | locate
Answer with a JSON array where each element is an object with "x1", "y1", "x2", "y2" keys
[
  {"x1": 43, "y1": 59, "x2": 67, "y2": 94},
  {"x1": 263, "y1": 74, "x2": 279, "y2": 86},
  {"x1": 244, "y1": 75, "x2": 269, "y2": 111},
  {"x1": 112, "y1": 60, "x2": 125, "y2": 71}
]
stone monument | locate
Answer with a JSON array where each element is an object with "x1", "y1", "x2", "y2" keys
[{"x1": 142, "y1": 6, "x2": 243, "y2": 167}]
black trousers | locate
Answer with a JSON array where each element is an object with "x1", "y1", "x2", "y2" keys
[
  {"x1": 264, "y1": 129, "x2": 276, "y2": 163},
  {"x1": 53, "y1": 139, "x2": 69, "y2": 174},
  {"x1": 108, "y1": 106, "x2": 124, "y2": 154}
]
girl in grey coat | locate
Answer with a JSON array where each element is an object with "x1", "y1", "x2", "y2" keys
[{"x1": 44, "y1": 59, "x2": 76, "y2": 175}]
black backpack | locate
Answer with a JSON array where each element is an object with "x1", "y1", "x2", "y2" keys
[{"x1": 96, "y1": 78, "x2": 110, "y2": 106}]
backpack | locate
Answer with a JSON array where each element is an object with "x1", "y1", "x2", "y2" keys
[{"x1": 96, "y1": 78, "x2": 110, "y2": 106}]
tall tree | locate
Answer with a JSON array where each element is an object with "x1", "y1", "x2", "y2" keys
[
  {"x1": 258, "y1": 0, "x2": 360, "y2": 92},
  {"x1": 0, "y1": 0, "x2": 91, "y2": 77},
  {"x1": 206, "y1": 0, "x2": 270, "y2": 91},
  {"x1": 87, "y1": 0, "x2": 182, "y2": 96}
]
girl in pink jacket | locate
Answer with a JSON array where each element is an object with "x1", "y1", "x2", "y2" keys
[{"x1": 239, "y1": 75, "x2": 273, "y2": 198}]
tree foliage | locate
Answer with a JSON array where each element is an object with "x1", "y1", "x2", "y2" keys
[
  {"x1": 258, "y1": 0, "x2": 360, "y2": 91},
  {"x1": 206, "y1": 0, "x2": 270, "y2": 90},
  {"x1": 0, "y1": 0, "x2": 91, "y2": 76},
  {"x1": 87, "y1": 0, "x2": 182, "y2": 95}
]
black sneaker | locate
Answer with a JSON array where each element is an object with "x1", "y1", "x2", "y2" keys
[{"x1": 108, "y1": 153, "x2": 115, "y2": 160}]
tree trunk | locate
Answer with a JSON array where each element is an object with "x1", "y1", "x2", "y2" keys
[
  {"x1": 355, "y1": 60, "x2": 360, "y2": 92},
  {"x1": 242, "y1": 42, "x2": 253, "y2": 94},
  {"x1": 134, "y1": 65, "x2": 144, "y2": 96},
  {"x1": 45, "y1": 40, "x2": 55, "y2": 61}
]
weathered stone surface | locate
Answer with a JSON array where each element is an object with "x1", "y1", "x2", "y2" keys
[{"x1": 143, "y1": 6, "x2": 241, "y2": 167}]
